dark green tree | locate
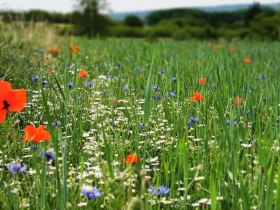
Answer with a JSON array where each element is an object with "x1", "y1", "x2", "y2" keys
[
  {"x1": 74, "y1": 0, "x2": 111, "y2": 37},
  {"x1": 124, "y1": 15, "x2": 144, "y2": 27},
  {"x1": 246, "y1": 2, "x2": 262, "y2": 24}
]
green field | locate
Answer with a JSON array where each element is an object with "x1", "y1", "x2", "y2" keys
[{"x1": 1, "y1": 33, "x2": 280, "y2": 210}]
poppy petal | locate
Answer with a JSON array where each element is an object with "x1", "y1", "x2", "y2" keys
[
  {"x1": 0, "y1": 81, "x2": 12, "y2": 103},
  {"x1": 33, "y1": 125, "x2": 51, "y2": 142},
  {"x1": 23, "y1": 125, "x2": 37, "y2": 142},
  {"x1": 7, "y1": 89, "x2": 27, "y2": 112}
]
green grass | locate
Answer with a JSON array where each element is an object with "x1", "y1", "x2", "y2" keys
[{"x1": 0, "y1": 35, "x2": 280, "y2": 210}]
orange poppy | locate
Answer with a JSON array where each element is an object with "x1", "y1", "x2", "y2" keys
[
  {"x1": 78, "y1": 69, "x2": 88, "y2": 78},
  {"x1": 43, "y1": 55, "x2": 52, "y2": 62},
  {"x1": 48, "y1": 47, "x2": 61, "y2": 54},
  {"x1": 234, "y1": 97, "x2": 243, "y2": 105},
  {"x1": 243, "y1": 58, "x2": 252, "y2": 64},
  {"x1": 198, "y1": 77, "x2": 207, "y2": 86},
  {"x1": 23, "y1": 125, "x2": 51, "y2": 143},
  {"x1": 126, "y1": 154, "x2": 138, "y2": 163},
  {"x1": 229, "y1": 47, "x2": 235, "y2": 53},
  {"x1": 70, "y1": 45, "x2": 80, "y2": 54},
  {"x1": 0, "y1": 81, "x2": 27, "y2": 124},
  {"x1": 122, "y1": 154, "x2": 144, "y2": 164},
  {"x1": 190, "y1": 92, "x2": 204, "y2": 102}
]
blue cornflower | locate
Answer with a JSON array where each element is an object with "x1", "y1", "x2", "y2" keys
[
  {"x1": 68, "y1": 82, "x2": 74, "y2": 89},
  {"x1": 86, "y1": 82, "x2": 94, "y2": 88},
  {"x1": 109, "y1": 119, "x2": 114, "y2": 125},
  {"x1": 139, "y1": 124, "x2": 145, "y2": 131},
  {"x1": 81, "y1": 186, "x2": 101, "y2": 199},
  {"x1": 169, "y1": 92, "x2": 175, "y2": 97},
  {"x1": 171, "y1": 77, "x2": 177, "y2": 82},
  {"x1": 134, "y1": 67, "x2": 142, "y2": 72},
  {"x1": 151, "y1": 185, "x2": 169, "y2": 196},
  {"x1": 7, "y1": 162, "x2": 27, "y2": 174},
  {"x1": 52, "y1": 120, "x2": 62, "y2": 127},
  {"x1": 31, "y1": 144, "x2": 39, "y2": 151},
  {"x1": 123, "y1": 86, "x2": 129, "y2": 92},
  {"x1": 160, "y1": 69, "x2": 165, "y2": 75},
  {"x1": 32, "y1": 76, "x2": 39, "y2": 82},
  {"x1": 152, "y1": 86, "x2": 160, "y2": 91},
  {"x1": 154, "y1": 95, "x2": 162, "y2": 100},
  {"x1": 226, "y1": 119, "x2": 237, "y2": 126},
  {"x1": 189, "y1": 116, "x2": 199, "y2": 123},
  {"x1": 40, "y1": 151, "x2": 55, "y2": 162},
  {"x1": 42, "y1": 80, "x2": 49, "y2": 87},
  {"x1": 186, "y1": 116, "x2": 199, "y2": 127}
]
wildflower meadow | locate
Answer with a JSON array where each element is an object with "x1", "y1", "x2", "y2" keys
[{"x1": 1, "y1": 34, "x2": 280, "y2": 210}]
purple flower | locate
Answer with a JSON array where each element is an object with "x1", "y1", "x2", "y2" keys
[
  {"x1": 40, "y1": 151, "x2": 55, "y2": 162},
  {"x1": 7, "y1": 162, "x2": 27, "y2": 174},
  {"x1": 160, "y1": 69, "x2": 165, "y2": 75},
  {"x1": 151, "y1": 185, "x2": 169, "y2": 196},
  {"x1": 134, "y1": 67, "x2": 142, "y2": 72},
  {"x1": 68, "y1": 82, "x2": 74, "y2": 89},
  {"x1": 169, "y1": 92, "x2": 175, "y2": 97},
  {"x1": 123, "y1": 86, "x2": 129, "y2": 92},
  {"x1": 186, "y1": 116, "x2": 199, "y2": 127},
  {"x1": 81, "y1": 186, "x2": 101, "y2": 199},
  {"x1": 42, "y1": 80, "x2": 49, "y2": 87},
  {"x1": 171, "y1": 77, "x2": 177, "y2": 82},
  {"x1": 152, "y1": 86, "x2": 160, "y2": 91},
  {"x1": 154, "y1": 95, "x2": 162, "y2": 100},
  {"x1": 31, "y1": 144, "x2": 39, "y2": 151},
  {"x1": 226, "y1": 119, "x2": 237, "y2": 126},
  {"x1": 52, "y1": 120, "x2": 62, "y2": 127},
  {"x1": 189, "y1": 116, "x2": 199, "y2": 123},
  {"x1": 86, "y1": 82, "x2": 94, "y2": 88},
  {"x1": 139, "y1": 124, "x2": 145, "y2": 131},
  {"x1": 32, "y1": 76, "x2": 39, "y2": 82}
]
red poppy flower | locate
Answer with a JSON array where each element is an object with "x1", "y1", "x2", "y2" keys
[
  {"x1": 23, "y1": 125, "x2": 51, "y2": 143},
  {"x1": 243, "y1": 58, "x2": 252, "y2": 64},
  {"x1": 48, "y1": 47, "x2": 61, "y2": 54},
  {"x1": 0, "y1": 81, "x2": 27, "y2": 124},
  {"x1": 70, "y1": 45, "x2": 80, "y2": 54},
  {"x1": 229, "y1": 47, "x2": 235, "y2": 53},
  {"x1": 234, "y1": 97, "x2": 243, "y2": 105},
  {"x1": 198, "y1": 77, "x2": 207, "y2": 86},
  {"x1": 190, "y1": 92, "x2": 204, "y2": 102},
  {"x1": 78, "y1": 69, "x2": 88, "y2": 78},
  {"x1": 122, "y1": 154, "x2": 144, "y2": 164},
  {"x1": 126, "y1": 154, "x2": 138, "y2": 163}
]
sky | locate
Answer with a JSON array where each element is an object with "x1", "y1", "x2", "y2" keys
[{"x1": 1, "y1": 0, "x2": 279, "y2": 13}]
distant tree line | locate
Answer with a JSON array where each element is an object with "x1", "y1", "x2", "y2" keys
[{"x1": 1, "y1": 2, "x2": 280, "y2": 40}]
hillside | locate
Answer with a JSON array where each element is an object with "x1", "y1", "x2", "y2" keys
[{"x1": 110, "y1": 2, "x2": 280, "y2": 20}]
